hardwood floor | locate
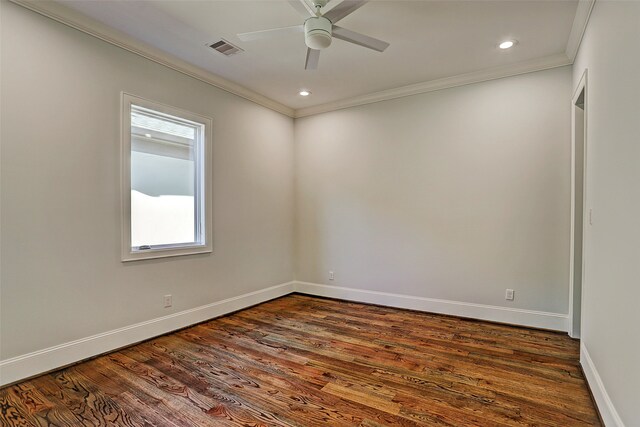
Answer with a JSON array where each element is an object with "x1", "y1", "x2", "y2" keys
[{"x1": 1, "y1": 294, "x2": 600, "y2": 426}]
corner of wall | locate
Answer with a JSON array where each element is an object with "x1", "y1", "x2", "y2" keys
[{"x1": 581, "y1": 343, "x2": 626, "y2": 427}]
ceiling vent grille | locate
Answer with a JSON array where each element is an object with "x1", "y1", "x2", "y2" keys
[{"x1": 208, "y1": 39, "x2": 243, "y2": 56}]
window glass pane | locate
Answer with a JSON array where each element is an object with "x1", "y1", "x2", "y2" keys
[{"x1": 130, "y1": 106, "x2": 200, "y2": 248}]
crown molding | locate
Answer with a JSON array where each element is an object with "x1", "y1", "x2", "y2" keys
[
  {"x1": 9, "y1": 0, "x2": 295, "y2": 118},
  {"x1": 565, "y1": 0, "x2": 596, "y2": 61},
  {"x1": 11, "y1": 0, "x2": 589, "y2": 120},
  {"x1": 294, "y1": 53, "x2": 572, "y2": 118}
]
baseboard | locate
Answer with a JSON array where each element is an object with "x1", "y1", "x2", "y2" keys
[
  {"x1": 581, "y1": 343, "x2": 625, "y2": 427},
  {"x1": 294, "y1": 282, "x2": 569, "y2": 332},
  {"x1": 0, "y1": 281, "x2": 295, "y2": 387},
  {"x1": 0, "y1": 280, "x2": 570, "y2": 387}
]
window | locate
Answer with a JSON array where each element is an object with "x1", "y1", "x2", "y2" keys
[{"x1": 121, "y1": 93, "x2": 212, "y2": 261}]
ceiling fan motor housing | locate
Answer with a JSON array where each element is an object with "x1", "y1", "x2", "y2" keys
[{"x1": 304, "y1": 17, "x2": 332, "y2": 50}]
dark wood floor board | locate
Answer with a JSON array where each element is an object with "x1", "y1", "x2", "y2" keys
[
  {"x1": 308, "y1": 357, "x2": 541, "y2": 427},
  {"x1": 103, "y1": 351, "x2": 259, "y2": 426},
  {"x1": 125, "y1": 340, "x2": 305, "y2": 426},
  {"x1": 121, "y1": 347, "x2": 294, "y2": 427},
  {"x1": 260, "y1": 331, "x2": 527, "y2": 414},
  {"x1": 72, "y1": 362, "x2": 188, "y2": 427},
  {"x1": 254, "y1": 300, "x2": 576, "y2": 369},
  {"x1": 164, "y1": 312, "x2": 490, "y2": 427},
  {"x1": 138, "y1": 332, "x2": 362, "y2": 426},
  {"x1": 240, "y1": 300, "x2": 596, "y2": 424},
  {"x1": 1, "y1": 295, "x2": 601, "y2": 426},
  {"x1": 2, "y1": 383, "x2": 53, "y2": 427},
  {"x1": 429, "y1": 358, "x2": 595, "y2": 411},
  {"x1": 287, "y1": 295, "x2": 569, "y2": 345},
  {"x1": 232, "y1": 315, "x2": 429, "y2": 373},
  {"x1": 31, "y1": 373, "x2": 127, "y2": 427},
  {"x1": 168, "y1": 330, "x2": 330, "y2": 390},
  {"x1": 0, "y1": 390, "x2": 38, "y2": 427},
  {"x1": 268, "y1": 300, "x2": 581, "y2": 386},
  {"x1": 150, "y1": 332, "x2": 421, "y2": 426},
  {"x1": 280, "y1": 300, "x2": 575, "y2": 357},
  {"x1": 214, "y1": 304, "x2": 592, "y2": 427},
  {"x1": 85, "y1": 357, "x2": 217, "y2": 426},
  {"x1": 227, "y1": 315, "x2": 431, "y2": 375},
  {"x1": 12, "y1": 380, "x2": 75, "y2": 426}
]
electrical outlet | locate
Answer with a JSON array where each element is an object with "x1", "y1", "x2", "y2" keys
[
  {"x1": 505, "y1": 289, "x2": 515, "y2": 301},
  {"x1": 329, "y1": 271, "x2": 334, "y2": 280},
  {"x1": 164, "y1": 294, "x2": 172, "y2": 308}
]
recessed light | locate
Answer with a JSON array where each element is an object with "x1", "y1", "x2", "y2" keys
[
  {"x1": 144, "y1": 133, "x2": 152, "y2": 138},
  {"x1": 299, "y1": 90, "x2": 311, "y2": 96},
  {"x1": 499, "y1": 40, "x2": 516, "y2": 49}
]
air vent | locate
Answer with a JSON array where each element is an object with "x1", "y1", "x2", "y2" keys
[{"x1": 208, "y1": 39, "x2": 243, "y2": 56}]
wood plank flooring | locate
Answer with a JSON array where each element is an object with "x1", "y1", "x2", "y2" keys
[{"x1": 0, "y1": 294, "x2": 601, "y2": 426}]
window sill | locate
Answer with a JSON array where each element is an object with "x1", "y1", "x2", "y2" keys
[{"x1": 122, "y1": 245, "x2": 212, "y2": 262}]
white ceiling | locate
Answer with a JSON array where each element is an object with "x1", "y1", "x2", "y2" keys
[{"x1": 57, "y1": 0, "x2": 579, "y2": 110}]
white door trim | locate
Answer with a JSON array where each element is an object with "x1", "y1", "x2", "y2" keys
[{"x1": 568, "y1": 69, "x2": 588, "y2": 339}]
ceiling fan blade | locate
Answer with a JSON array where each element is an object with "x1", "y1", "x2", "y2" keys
[
  {"x1": 238, "y1": 25, "x2": 304, "y2": 41},
  {"x1": 289, "y1": 0, "x2": 315, "y2": 17},
  {"x1": 322, "y1": 0, "x2": 368, "y2": 24},
  {"x1": 332, "y1": 26, "x2": 389, "y2": 52},
  {"x1": 305, "y1": 48, "x2": 320, "y2": 70}
]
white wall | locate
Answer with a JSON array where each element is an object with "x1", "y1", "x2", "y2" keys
[
  {"x1": 295, "y1": 66, "x2": 572, "y2": 316},
  {"x1": 0, "y1": 1, "x2": 294, "y2": 362},
  {"x1": 572, "y1": 1, "x2": 640, "y2": 425}
]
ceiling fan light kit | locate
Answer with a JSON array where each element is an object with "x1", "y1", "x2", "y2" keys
[
  {"x1": 304, "y1": 17, "x2": 333, "y2": 50},
  {"x1": 237, "y1": 0, "x2": 390, "y2": 70}
]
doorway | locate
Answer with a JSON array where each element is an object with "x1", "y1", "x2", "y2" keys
[{"x1": 569, "y1": 71, "x2": 587, "y2": 338}]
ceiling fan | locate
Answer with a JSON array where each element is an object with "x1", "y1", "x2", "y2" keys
[{"x1": 237, "y1": 0, "x2": 390, "y2": 70}]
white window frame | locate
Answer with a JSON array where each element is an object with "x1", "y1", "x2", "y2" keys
[{"x1": 121, "y1": 92, "x2": 213, "y2": 261}]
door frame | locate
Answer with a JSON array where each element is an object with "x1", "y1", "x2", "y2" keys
[{"x1": 568, "y1": 69, "x2": 588, "y2": 339}]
